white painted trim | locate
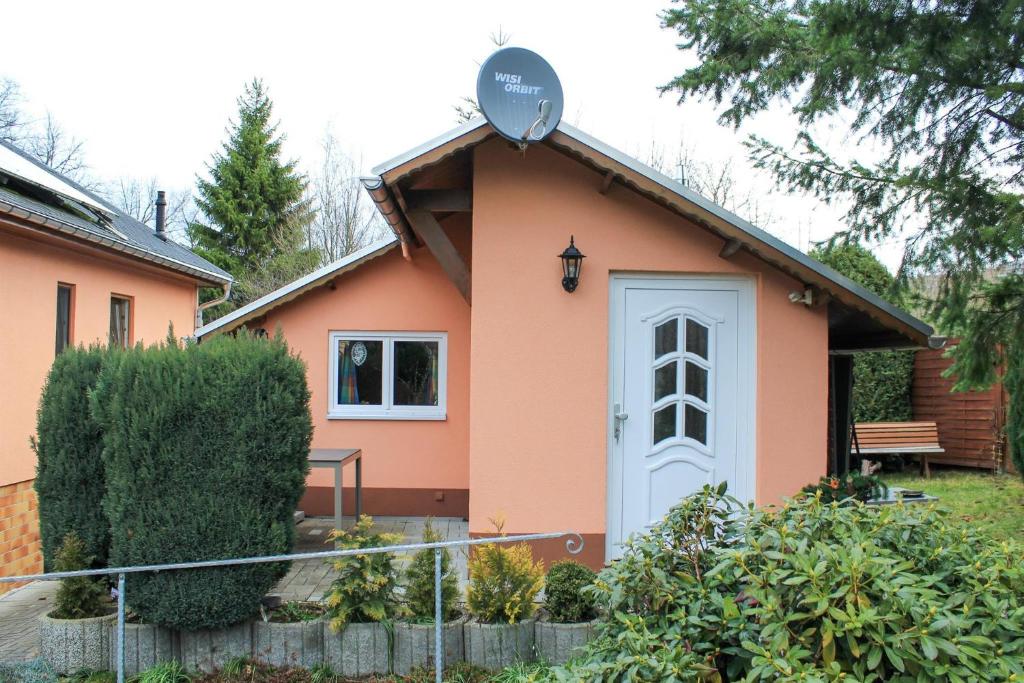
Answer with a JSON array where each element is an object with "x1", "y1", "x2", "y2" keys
[
  {"x1": 606, "y1": 274, "x2": 757, "y2": 562},
  {"x1": 327, "y1": 330, "x2": 447, "y2": 421}
]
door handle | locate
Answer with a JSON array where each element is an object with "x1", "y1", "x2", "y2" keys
[{"x1": 613, "y1": 403, "x2": 629, "y2": 441}]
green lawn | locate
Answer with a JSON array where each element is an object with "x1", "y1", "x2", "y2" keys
[{"x1": 883, "y1": 469, "x2": 1024, "y2": 542}]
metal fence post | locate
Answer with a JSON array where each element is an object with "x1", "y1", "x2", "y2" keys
[
  {"x1": 116, "y1": 572, "x2": 125, "y2": 683},
  {"x1": 434, "y1": 547, "x2": 443, "y2": 683}
]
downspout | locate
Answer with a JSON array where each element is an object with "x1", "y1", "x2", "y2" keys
[
  {"x1": 360, "y1": 176, "x2": 414, "y2": 261},
  {"x1": 195, "y1": 281, "x2": 232, "y2": 330}
]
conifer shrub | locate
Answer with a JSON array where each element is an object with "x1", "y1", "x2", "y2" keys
[
  {"x1": 51, "y1": 532, "x2": 109, "y2": 619},
  {"x1": 93, "y1": 332, "x2": 311, "y2": 631},
  {"x1": 543, "y1": 561, "x2": 597, "y2": 624},
  {"x1": 403, "y1": 518, "x2": 460, "y2": 622},
  {"x1": 325, "y1": 515, "x2": 404, "y2": 630},
  {"x1": 551, "y1": 484, "x2": 1024, "y2": 681},
  {"x1": 466, "y1": 519, "x2": 544, "y2": 624},
  {"x1": 33, "y1": 345, "x2": 109, "y2": 571}
]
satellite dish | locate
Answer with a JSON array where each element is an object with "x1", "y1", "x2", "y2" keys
[{"x1": 476, "y1": 47, "x2": 564, "y2": 144}]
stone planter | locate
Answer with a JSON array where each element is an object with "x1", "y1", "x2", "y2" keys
[
  {"x1": 535, "y1": 616, "x2": 600, "y2": 665},
  {"x1": 39, "y1": 611, "x2": 117, "y2": 674},
  {"x1": 393, "y1": 616, "x2": 466, "y2": 675},
  {"x1": 252, "y1": 618, "x2": 324, "y2": 668},
  {"x1": 108, "y1": 622, "x2": 179, "y2": 677},
  {"x1": 463, "y1": 618, "x2": 535, "y2": 670},
  {"x1": 178, "y1": 621, "x2": 254, "y2": 673},
  {"x1": 323, "y1": 621, "x2": 390, "y2": 676}
]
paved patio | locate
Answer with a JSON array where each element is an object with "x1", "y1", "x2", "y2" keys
[
  {"x1": 0, "y1": 581, "x2": 58, "y2": 663},
  {"x1": 0, "y1": 516, "x2": 467, "y2": 663}
]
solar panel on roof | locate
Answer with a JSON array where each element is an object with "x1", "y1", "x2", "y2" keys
[{"x1": 0, "y1": 144, "x2": 113, "y2": 218}]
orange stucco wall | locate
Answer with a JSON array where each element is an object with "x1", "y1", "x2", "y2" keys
[
  {"x1": 0, "y1": 224, "x2": 200, "y2": 489},
  {"x1": 259, "y1": 216, "x2": 472, "y2": 510},
  {"x1": 468, "y1": 139, "x2": 829, "y2": 539}
]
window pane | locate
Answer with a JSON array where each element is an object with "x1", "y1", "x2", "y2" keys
[
  {"x1": 685, "y1": 361, "x2": 708, "y2": 402},
  {"x1": 394, "y1": 340, "x2": 439, "y2": 406},
  {"x1": 684, "y1": 404, "x2": 708, "y2": 444},
  {"x1": 685, "y1": 319, "x2": 708, "y2": 359},
  {"x1": 654, "y1": 319, "x2": 678, "y2": 358},
  {"x1": 56, "y1": 286, "x2": 71, "y2": 355},
  {"x1": 337, "y1": 339, "x2": 383, "y2": 406},
  {"x1": 653, "y1": 404, "x2": 677, "y2": 445},
  {"x1": 109, "y1": 297, "x2": 130, "y2": 349},
  {"x1": 654, "y1": 361, "x2": 676, "y2": 401}
]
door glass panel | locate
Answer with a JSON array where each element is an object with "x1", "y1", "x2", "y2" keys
[
  {"x1": 654, "y1": 361, "x2": 677, "y2": 401},
  {"x1": 686, "y1": 319, "x2": 708, "y2": 359},
  {"x1": 653, "y1": 404, "x2": 677, "y2": 445},
  {"x1": 685, "y1": 361, "x2": 708, "y2": 402},
  {"x1": 654, "y1": 319, "x2": 678, "y2": 358},
  {"x1": 684, "y1": 404, "x2": 708, "y2": 444},
  {"x1": 337, "y1": 339, "x2": 383, "y2": 405}
]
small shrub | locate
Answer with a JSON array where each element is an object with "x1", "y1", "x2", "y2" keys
[
  {"x1": 800, "y1": 471, "x2": 887, "y2": 502},
  {"x1": 325, "y1": 515, "x2": 404, "y2": 630},
  {"x1": 94, "y1": 332, "x2": 312, "y2": 630},
  {"x1": 552, "y1": 484, "x2": 1024, "y2": 681},
  {"x1": 33, "y1": 345, "x2": 109, "y2": 571},
  {"x1": 308, "y1": 663, "x2": 338, "y2": 683},
  {"x1": 264, "y1": 600, "x2": 323, "y2": 623},
  {"x1": 403, "y1": 518, "x2": 460, "y2": 622},
  {"x1": 135, "y1": 661, "x2": 192, "y2": 683},
  {"x1": 543, "y1": 561, "x2": 597, "y2": 623},
  {"x1": 51, "y1": 532, "x2": 109, "y2": 619},
  {"x1": 466, "y1": 519, "x2": 544, "y2": 624}
]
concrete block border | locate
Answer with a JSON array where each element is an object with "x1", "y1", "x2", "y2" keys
[{"x1": 393, "y1": 615, "x2": 467, "y2": 675}]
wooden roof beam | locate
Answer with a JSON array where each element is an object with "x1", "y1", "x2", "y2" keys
[
  {"x1": 406, "y1": 209, "x2": 471, "y2": 304},
  {"x1": 405, "y1": 189, "x2": 472, "y2": 212}
]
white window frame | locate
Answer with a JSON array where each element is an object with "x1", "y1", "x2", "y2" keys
[{"x1": 327, "y1": 331, "x2": 447, "y2": 421}]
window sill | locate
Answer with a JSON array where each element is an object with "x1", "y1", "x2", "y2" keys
[{"x1": 327, "y1": 411, "x2": 447, "y2": 422}]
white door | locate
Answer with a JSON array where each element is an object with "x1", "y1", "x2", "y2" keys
[{"x1": 608, "y1": 276, "x2": 755, "y2": 558}]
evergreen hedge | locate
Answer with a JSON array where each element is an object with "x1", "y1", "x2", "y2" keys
[
  {"x1": 33, "y1": 345, "x2": 109, "y2": 571},
  {"x1": 92, "y1": 333, "x2": 312, "y2": 630},
  {"x1": 811, "y1": 242, "x2": 914, "y2": 422}
]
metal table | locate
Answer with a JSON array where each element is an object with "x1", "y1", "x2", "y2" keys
[
  {"x1": 866, "y1": 487, "x2": 938, "y2": 506},
  {"x1": 308, "y1": 448, "x2": 362, "y2": 531}
]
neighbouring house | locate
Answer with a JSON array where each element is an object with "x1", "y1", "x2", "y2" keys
[
  {"x1": 195, "y1": 118, "x2": 939, "y2": 567},
  {"x1": 0, "y1": 140, "x2": 231, "y2": 589}
]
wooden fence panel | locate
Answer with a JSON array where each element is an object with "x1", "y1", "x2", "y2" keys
[{"x1": 911, "y1": 345, "x2": 1008, "y2": 470}]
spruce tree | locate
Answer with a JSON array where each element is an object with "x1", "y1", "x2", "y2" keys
[
  {"x1": 188, "y1": 79, "x2": 318, "y2": 305},
  {"x1": 661, "y1": 0, "x2": 1024, "y2": 474}
]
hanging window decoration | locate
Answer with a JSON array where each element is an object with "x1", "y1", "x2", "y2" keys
[{"x1": 351, "y1": 341, "x2": 368, "y2": 367}]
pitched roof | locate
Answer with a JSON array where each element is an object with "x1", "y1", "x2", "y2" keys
[
  {"x1": 0, "y1": 139, "x2": 231, "y2": 285},
  {"x1": 194, "y1": 238, "x2": 399, "y2": 337},
  {"x1": 366, "y1": 118, "x2": 939, "y2": 351},
  {"x1": 197, "y1": 117, "x2": 940, "y2": 350}
]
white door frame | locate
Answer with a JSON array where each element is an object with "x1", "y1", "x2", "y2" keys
[{"x1": 606, "y1": 274, "x2": 757, "y2": 561}]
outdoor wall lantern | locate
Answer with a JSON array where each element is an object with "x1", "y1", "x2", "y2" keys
[{"x1": 558, "y1": 235, "x2": 586, "y2": 293}]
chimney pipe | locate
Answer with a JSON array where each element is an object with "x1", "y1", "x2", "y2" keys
[{"x1": 155, "y1": 190, "x2": 167, "y2": 241}]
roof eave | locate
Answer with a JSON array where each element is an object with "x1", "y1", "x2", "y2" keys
[
  {"x1": 195, "y1": 238, "x2": 399, "y2": 338},
  {"x1": 0, "y1": 197, "x2": 232, "y2": 287}
]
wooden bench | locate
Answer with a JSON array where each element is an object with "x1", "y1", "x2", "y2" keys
[{"x1": 853, "y1": 421, "x2": 945, "y2": 478}]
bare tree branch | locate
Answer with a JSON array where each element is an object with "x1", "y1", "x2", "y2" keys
[{"x1": 304, "y1": 130, "x2": 387, "y2": 264}]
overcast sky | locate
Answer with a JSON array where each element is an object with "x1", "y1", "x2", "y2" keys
[{"x1": 0, "y1": 0, "x2": 906, "y2": 269}]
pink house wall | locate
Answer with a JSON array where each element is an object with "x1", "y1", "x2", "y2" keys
[
  {"x1": 259, "y1": 217, "x2": 472, "y2": 517},
  {"x1": 468, "y1": 140, "x2": 828, "y2": 560},
  {"x1": 0, "y1": 225, "x2": 200, "y2": 489}
]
